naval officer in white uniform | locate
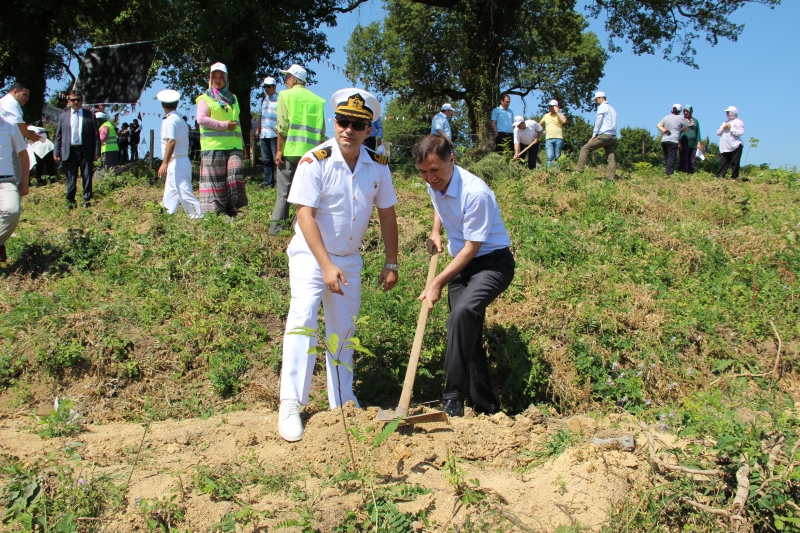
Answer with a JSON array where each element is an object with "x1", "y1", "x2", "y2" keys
[
  {"x1": 157, "y1": 89, "x2": 203, "y2": 219},
  {"x1": 278, "y1": 88, "x2": 399, "y2": 442}
]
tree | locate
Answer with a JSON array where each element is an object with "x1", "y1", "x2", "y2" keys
[{"x1": 345, "y1": 0, "x2": 607, "y2": 149}]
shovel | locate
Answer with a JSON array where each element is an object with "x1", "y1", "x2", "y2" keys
[{"x1": 376, "y1": 251, "x2": 449, "y2": 425}]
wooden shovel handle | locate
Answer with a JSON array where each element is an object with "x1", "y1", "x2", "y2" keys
[{"x1": 395, "y1": 251, "x2": 439, "y2": 417}]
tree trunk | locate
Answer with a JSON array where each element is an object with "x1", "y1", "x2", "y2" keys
[{"x1": 17, "y1": 43, "x2": 50, "y2": 126}]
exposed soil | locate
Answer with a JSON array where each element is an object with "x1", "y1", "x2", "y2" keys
[{"x1": 0, "y1": 404, "x2": 649, "y2": 532}]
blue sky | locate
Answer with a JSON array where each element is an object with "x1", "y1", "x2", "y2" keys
[{"x1": 77, "y1": 0, "x2": 797, "y2": 166}]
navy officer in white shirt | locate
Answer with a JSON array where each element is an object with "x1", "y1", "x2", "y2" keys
[
  {"x1": 414, "y1": 134, "x2": 515, "y2": 417},
  {"x1": 278, "y1": 88, "x2": 399, "y2": 442},
  {"x1": 157, "y1": 89, "x2": 203, "y2": 219}
]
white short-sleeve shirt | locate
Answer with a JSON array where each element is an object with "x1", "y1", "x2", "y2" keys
[
  {"x1": 0, "y1": 93, "x2": 24, "y2": 125},
  {"x1": 427, "y1": 165, "x2": 511, "y2": 258},
  {"x1": 513, "y1": 120, "x2": 542, "y2": 146},
  {"x1": 160, "y1": 112, "x2": 190, "y2": 160},
  {"x1": 0, "y1": 120, "x2": 27, "y2": 178},
  {"x1": 288, "y1": 139, "x2": 398, "y2": 257}
]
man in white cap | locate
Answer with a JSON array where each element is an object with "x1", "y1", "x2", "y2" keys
[
  {"x1": 157, "y1": 89, "x2": 203, "y2": 219},
  {"x1": 576, "y1": 91, "x2": 617, "y2": 181},
  {"x1": 512, "y1": 115, "x2": 542, "y2": 169},
  {"x1": 431, "y1": 103, "x2": 454, "y2": 143},
  {"x1": 657, "y1": 104, "x2": 688, "y2": 178},
  {"x1": 270, "y1": 64, "x2": 326, "y2": 236},
  {"x1": 539, "y1": 99, "x2": 567, "y2": 170},
  {"x1": 255, "y1": 76, "x2": 278, "y2": 188},
  {"x1": 277, "y1": 88, "x2": 399, "y2": 442},
  {"x1": 716, "y1": 106, "x2": 745, "y2": 180}
]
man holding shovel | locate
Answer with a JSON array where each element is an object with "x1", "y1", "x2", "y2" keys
[
  {"x1": 414, "y1": 134, "x2": 515, "y2": 417},
  {"x1": 277, "y1": 88, "x2": 399, "y2": 442}
]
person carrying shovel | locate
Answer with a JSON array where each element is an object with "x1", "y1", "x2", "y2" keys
[
  {"x1": 413, "y1": 134, "x2": 515, "y2": 417},
  {"x1": 277, "y1": 88, "x2": 399, "y2": 442}
]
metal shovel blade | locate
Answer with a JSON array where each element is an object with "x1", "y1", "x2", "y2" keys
[{"x1": 375, "y1": 408, "x2": 449, "y2": 425}]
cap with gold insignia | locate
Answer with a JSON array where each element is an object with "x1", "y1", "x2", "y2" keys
[
  {"x1": 330, "y1": 88, "x2": 381, "y2": 122},
  {"x1": 157, "y1": 89, "x2": 181, "y2": 104}
]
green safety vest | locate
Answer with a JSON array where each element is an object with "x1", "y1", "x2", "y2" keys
[
  {"x1": 100, "y1": 122, "x2": 118, "y2": 153},
  {"x1": 196, "y1": 93, "x2": 243, "y2": 150},
  {"x1": 281, "y1": 87, "x2": 325, "y2": 157}
]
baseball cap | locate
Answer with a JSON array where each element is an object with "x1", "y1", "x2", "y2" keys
[
  {"x1": 156, "y1": 89, "x2": 181, "y2": 104},
  {"x1": 210, "y1": 62, "x2": 228, "y2": 75},
  {"x1": 280, "y1": 64, "x2": 307, "y2": 82},
  {"x1": 330, "y1": 88, "x2": 380, "y2": 121},
  {"x1": 724, "y1": 106, "x2": 738, "y2": 113},
  {"x1": 594, "y1": 91, "x2": 606, "y2": 99},
  {"x1": 512, "y1": 115, "x2": 525, "y2": 127},
  {"x1": 548, "y1": 99, "x2": 559, "y2": 106},
  {"x1": 672, "y1": 103, "x2": 682, "y2": 111},
  {"x1": 441, "y1": 103, "x2": 454, "y2": 111},
  {"x1": 262, "y1": 76, "x2": 276, "y2": 86},
  {"x1": 95, "y1": 111, "x2": 107, "y2": 120}
]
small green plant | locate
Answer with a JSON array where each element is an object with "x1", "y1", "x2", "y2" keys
[
  {"x1": 194, "y1": 465, "x2": 243, "y2": 502},
  {"x1": 275, "y1": 505, "x2": 319, "y2": 533},
  {"x1": 138, "y1": 494, "x2": 186, "y2": 532},
  {"x1": 518, "y1": 428, "x2": 580, "y2": 471},
  {"x1": 212, "y1": 505, "x2": 272, "y2": 532},
  {"x1": 34, "y1": 398, "x2": 84, "y2": 439}
]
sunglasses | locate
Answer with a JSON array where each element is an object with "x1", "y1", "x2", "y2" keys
[
  {"x1": 68, "y1": 98, "x2": 83, "y2": 102},
  {"x1": 334, "y1": 117, "x2": 369, "y2": 131}
]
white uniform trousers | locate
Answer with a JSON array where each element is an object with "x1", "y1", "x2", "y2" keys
[
  {"x1": 280, "y1": 237, "x2": 363, "y2": 408},
  {"x1": 163, "y1": 157, "x2": 203, "y2": 219}
]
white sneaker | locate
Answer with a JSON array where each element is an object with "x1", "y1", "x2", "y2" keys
[{"x1": 278, "y1": 399, "x2": 304, "y2": 442}]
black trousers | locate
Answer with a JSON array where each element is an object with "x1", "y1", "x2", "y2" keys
[
  {"x1": 495, "y1": 132, "x2": 513, "y2": 153},
  {"x1": 64, "y1": 148, "x2": 94, "y2": 205},
  {"x1": 443, "y1": 247, "x2": 515, "y2": 413},
  {"x1": 662, "y1": 142, "x2": 678, "y2": 176},
  {"x1": 519, "y1": 142, "x2": 540, "y2": 169},
  {"x1": 717, "y1": 144, "x2": 743, "y2": 179}
]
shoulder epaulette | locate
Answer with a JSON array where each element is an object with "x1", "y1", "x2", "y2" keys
[
  {"x1": 370, "y1": 151, "x2": 389, "y2": 165},
  {"x1": 312, "y1": 147, "x2": 333, "y2": 161}
]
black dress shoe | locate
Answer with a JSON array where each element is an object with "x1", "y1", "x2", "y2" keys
[
  {"x1": 0, "y1": 245, "x2": 7, "y2": 263},
  {"x1": 82, "y1": 201, "x2": 90, "y2": 208},
  {"x1": 66, "y1": 203, "x2": 76, "y2": 211},
  {"x1": 442, "y1": 399, "x2": 464, "y2": 417}
]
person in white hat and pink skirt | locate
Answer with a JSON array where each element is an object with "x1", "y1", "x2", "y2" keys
[{"x1": 716, "y1": 106, "x2": 745, "y2": 180}]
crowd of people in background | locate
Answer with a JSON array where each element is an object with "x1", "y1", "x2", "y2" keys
[{"x1": 0, "y1": 69, "x2": 750, "y2": 267}]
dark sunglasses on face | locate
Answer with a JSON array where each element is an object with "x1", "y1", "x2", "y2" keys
[
  {"x1": 334, "y1": 117, "x2": 369, "y2": 131},
  {"x1": 68, "y1": 98, "x2": 82, "y2": 102}
]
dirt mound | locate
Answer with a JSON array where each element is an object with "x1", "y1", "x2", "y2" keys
[{"x1": 0, "y1": 405, "x2": 646, "y2": 532}]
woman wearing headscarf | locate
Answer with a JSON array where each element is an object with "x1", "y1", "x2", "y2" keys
[
  {"x1": 715, "y1": 106, "x2": 745, "y2": 180},
  {"x1": 678, "y1": 105, "x2": 701, "y2": 174},
  {"x1": 195, "y1": 62, "x2": 248, "y2": 215}
]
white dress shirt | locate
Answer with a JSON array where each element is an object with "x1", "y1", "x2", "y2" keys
[
  {"x1": 593, "y1": 102, "x2": 617, "y2": 137},
  {"x1": 288, "y1": 139, "x2": 398, "y2": 257},
  {"x1": 70, "y1": 109, "x2": 83, "y2": 145},
  {"x1": 0, "y1": 94, "x2": 23, "y2": 125},
  {"x1": 161, "y1": 112, "x2": 190, "y2": 160},
  {"x1": 513, "y1": 120, "x2": 542, "y2": 146},
  {"x1": 427, "y1": 165, "x2": 511, "y2": 258}
]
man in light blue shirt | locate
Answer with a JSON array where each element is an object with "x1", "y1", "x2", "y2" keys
[
  {"x1": 255, "y1": 76, "x2": 278, "y2": 188},
  {"x1": 576, "y1": 91, "x2": 618, "y2": 181},
  {"x1": 364, "y1": 116, "x2": 382, "y2": 152},
  {"x1": 431, "y1": 103, "x2": 454, "y2": 143},
  {"x1": 413, "y1": 134, "x2": 515, "y2": 418},
  {"x1": 490, "y1": 93, "x2": 514, "y2": 153}
]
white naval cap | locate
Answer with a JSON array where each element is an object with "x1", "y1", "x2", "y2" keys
[
  {"x1": 157, "y1": 89, "x2": 181, "y2": 104},
  {"x1": 330, "y1": 88, "x2": 380, "y2": 122}
]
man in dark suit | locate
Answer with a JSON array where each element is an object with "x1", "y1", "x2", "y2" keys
[{"x1": 54, "y1": 90, "x2": 100, "y2": 209}]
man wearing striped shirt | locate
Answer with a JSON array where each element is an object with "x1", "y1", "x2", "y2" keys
[{"x1": 256, "y1": 76, "x2": 278, "y2": 188}]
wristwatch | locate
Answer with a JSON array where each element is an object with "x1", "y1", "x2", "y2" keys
[{"x1": 384, "y1": 263, "x2": 399, "y2": 272}]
